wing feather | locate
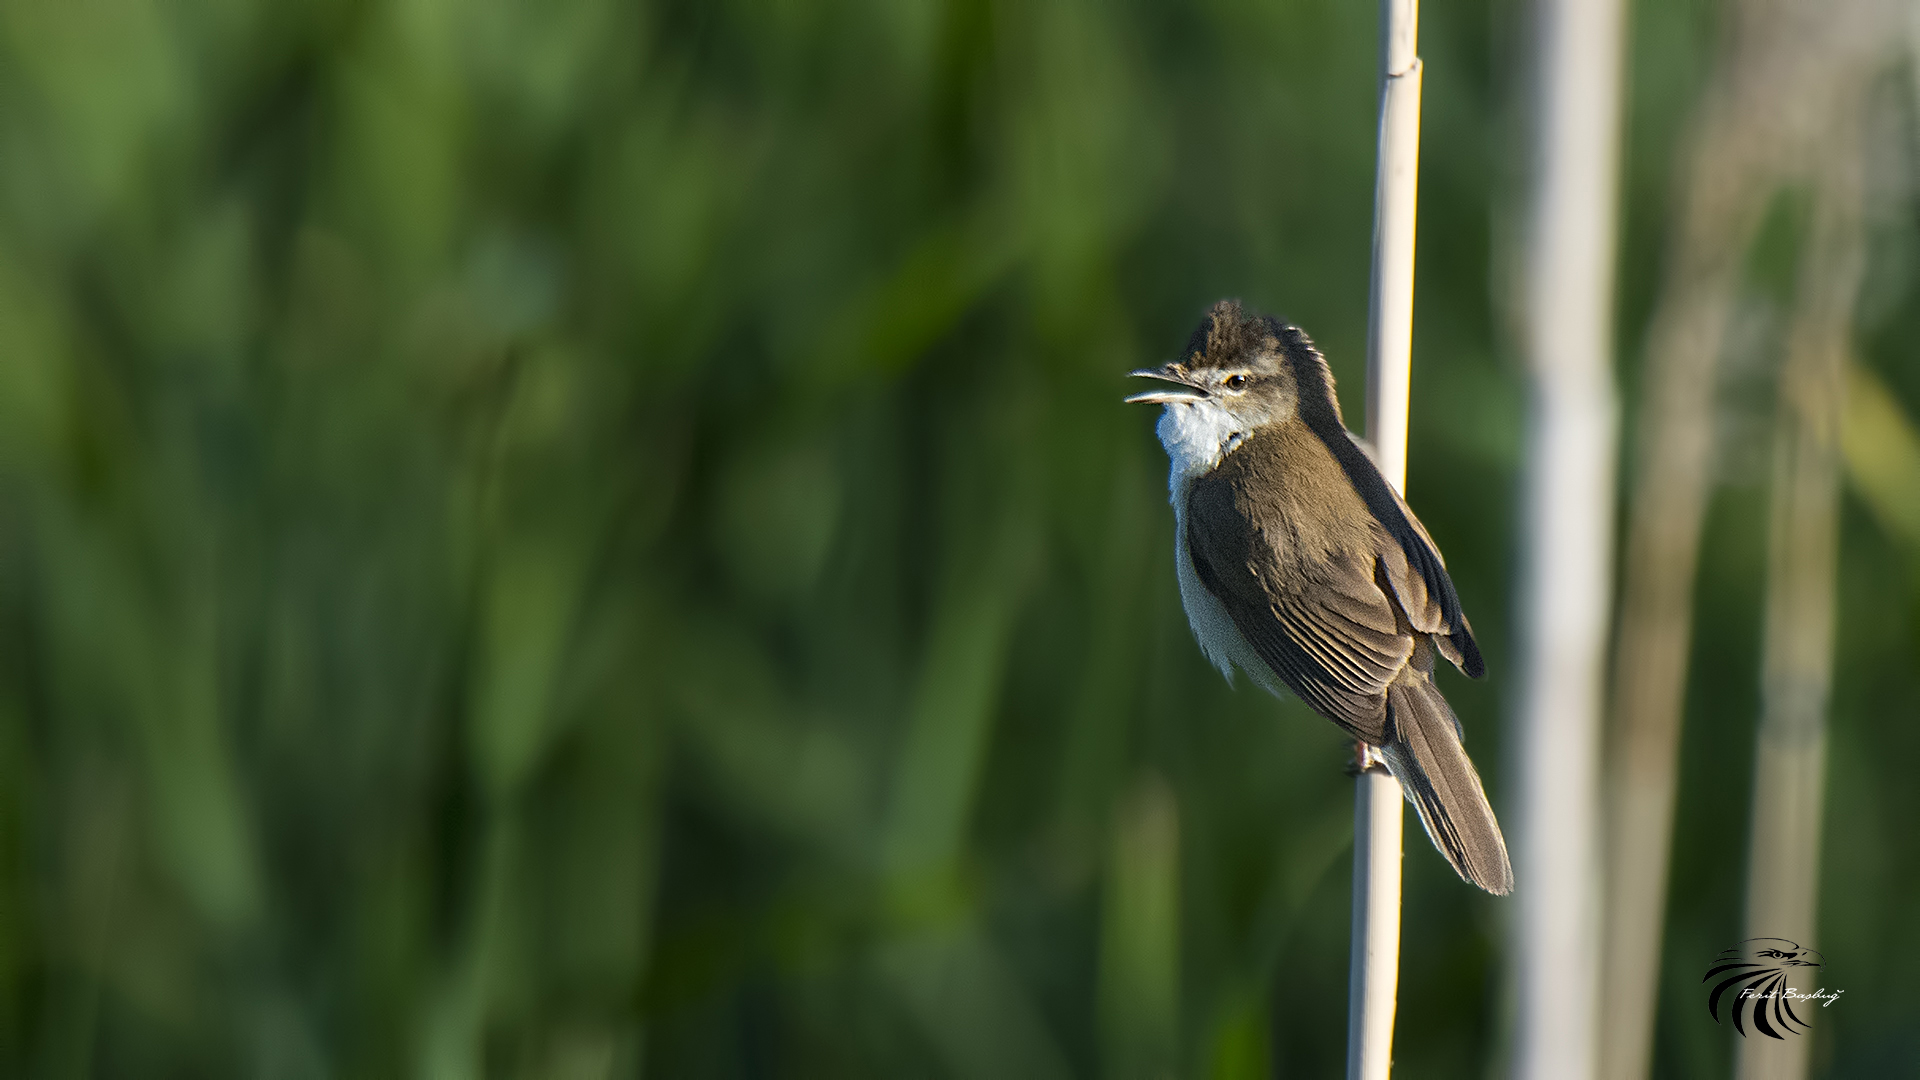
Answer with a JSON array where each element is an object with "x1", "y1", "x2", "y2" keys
[
  {"x1": 1185, "y1": 485, "x2": 1410, "y2": 744},
  {"x1": 1329, "y1": 432, "x2": 1484, "y2": 677}
]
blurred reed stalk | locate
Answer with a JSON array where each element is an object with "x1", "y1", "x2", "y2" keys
[
  {"x1": 1350, "y1": 1, "x2": 1420, "y2": 1077},
  {"x1": 1508, "y1": 0, "x2": 1625, "y2": 1075},
  {"x1": 1598, "y1": 4, "x2": 1900, "y2": 1078},
  {"x1": 1597, "y1": 15, "x2": 1773, "y2": 1080},
  {"x1": 1735, "y1": 83, "x2": 1868, "y2": 1080}
]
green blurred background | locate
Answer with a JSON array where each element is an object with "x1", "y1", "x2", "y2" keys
[{"x1": 0, "y1": 0, "x2": 1915, "y2": 1076}]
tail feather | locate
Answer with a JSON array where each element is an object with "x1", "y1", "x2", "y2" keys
[{"x1": 1379, "y1": 674, "x2": 1513, "y2": 895}]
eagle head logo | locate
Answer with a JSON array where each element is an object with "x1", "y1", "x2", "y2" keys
[{"x1": 1703, "y1": 938, "x2": 1826, "y2": 1039}]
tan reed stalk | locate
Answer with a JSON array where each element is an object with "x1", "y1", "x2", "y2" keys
[
  {"x1": 1509, "y1": 0, "x2": 1626, "y2": 1076},
  {"x1": 1349, "y1": 0, "x2": 1421, "y2": 1076}
]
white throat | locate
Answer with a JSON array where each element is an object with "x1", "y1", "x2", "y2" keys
[{"x1": 1154, "y1": 400, "x2": 1247, "y2": 493}]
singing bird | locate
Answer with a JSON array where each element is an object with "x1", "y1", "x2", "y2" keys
[{"x1": 1126, "y1": 299, "x2": 1512, "y2": 894}]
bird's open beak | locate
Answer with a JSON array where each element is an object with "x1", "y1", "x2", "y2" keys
[{"x1": 1124, "y1": 366, "x2": 1210, "y2": 405}]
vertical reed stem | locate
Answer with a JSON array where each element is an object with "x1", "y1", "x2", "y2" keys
[
  {"x1": 1736, "y1": 103, "x2": 1864, "y2": 1080},
  {"x1": 1511, "y1": 0, "x2": 1625, "y2": 1076},
  {"x1": 1350, "y1": 1, "x2": 1419, "y2": 1076}
]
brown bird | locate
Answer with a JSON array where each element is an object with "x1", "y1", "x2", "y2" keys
[{"x1": 1126, "y1": 299, "x2": 1512, "y2": 894}]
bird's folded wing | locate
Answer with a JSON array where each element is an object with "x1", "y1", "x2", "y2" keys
[
  {"x1": 1374, "y1": 531, "x2": 1435, "y2": 628},
  {"x1": 1376, "y1": 524, "x2": 1478, "y2": 675},
  {"x1": 1336, "y1": 432, "x2": 1484, "y2": 678},
  {"x1": 1184, "y1": 496, "x2": 1410, "y2": 743}
]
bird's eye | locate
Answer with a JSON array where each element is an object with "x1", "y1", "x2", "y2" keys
[{"x1": 1225, "y1": 374, "x2": 1248, "y2": 391}]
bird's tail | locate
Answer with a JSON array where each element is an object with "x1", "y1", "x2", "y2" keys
[{"x1": 1378, "y1": 673, "x2": 1514, "y2": 895}]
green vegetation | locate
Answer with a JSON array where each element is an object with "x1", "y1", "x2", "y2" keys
[{"x1": 0, "y1": 0, "x2": 1913, "y2": 1076}]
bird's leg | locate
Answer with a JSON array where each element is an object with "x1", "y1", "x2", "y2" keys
[{"x1": 1349, "y1": 739, "x2": 1389, "y2": 775}]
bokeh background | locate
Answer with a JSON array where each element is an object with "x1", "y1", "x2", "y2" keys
[{"x1": 0, "y1": 0, "x2": 1915, "y2": 1076}]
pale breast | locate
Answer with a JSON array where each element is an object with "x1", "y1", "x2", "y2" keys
[{"x1": 1170, "y1": 489, "x2": 1283, "y2": 694}]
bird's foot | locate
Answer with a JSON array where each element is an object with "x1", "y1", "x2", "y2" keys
[{"x1": 1347, "y1": 740, "x2": 1389, "y2": 776}]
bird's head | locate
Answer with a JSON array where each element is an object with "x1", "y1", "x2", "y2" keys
[
  {"x1": 1125, "y1": 299, "x2": 1302, "y2": 431},
  {"x1": 1126, "y1": 300, "x2": 1312, "y2": 479}
]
